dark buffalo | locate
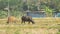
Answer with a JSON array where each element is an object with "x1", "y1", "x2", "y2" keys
[{"x1": 21, "y1": 16, "x2": 35, "y2": 24}]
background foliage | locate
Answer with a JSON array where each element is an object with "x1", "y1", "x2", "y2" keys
[{"x1": 0, "y1": 0, "x2": 60, "y2": 18}]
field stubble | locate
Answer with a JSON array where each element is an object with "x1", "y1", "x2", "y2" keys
[{"x1": 0, "y1": 18, "x2": 60, "y2": 34}]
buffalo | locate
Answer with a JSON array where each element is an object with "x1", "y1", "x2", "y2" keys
[
  {"x1": 21, "y1": 16, "x2": 35, "y2": 24},
  {"x1": 7, "y1": 16, "x2": 18, "y2": 24}
]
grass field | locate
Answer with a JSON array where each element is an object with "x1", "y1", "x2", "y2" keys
[{"x1": 0, "y1": 18, "x2": 60, "y2": 34}]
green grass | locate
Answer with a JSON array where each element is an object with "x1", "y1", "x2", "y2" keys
[{"x1": 57, "y1": 32, "x2": 60, "y2": 34}]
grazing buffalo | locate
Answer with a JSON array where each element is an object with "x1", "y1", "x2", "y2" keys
[
  {"x1": 7, "y1": 16, "x2": 17, "y2": 24},
  {"x1": 21, "y1": 16, "x2": 35, "y2": 24}
]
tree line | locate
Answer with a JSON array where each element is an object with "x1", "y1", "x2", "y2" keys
[
  {"x1": 0, "y1": 0, "x2": 60, "y2": 11},
  {"x1": 0, "y1": 0, "x2": 60, "y2": 18}
]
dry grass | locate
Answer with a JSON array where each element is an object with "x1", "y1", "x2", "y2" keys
[
  {"x1": 0, "y1": 18, "x2": 60, "y2": 34},
  {"x1": 0, "y1": 25, "x2": 59, "y2": 34}
]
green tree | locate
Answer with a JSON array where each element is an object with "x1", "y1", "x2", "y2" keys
[{"x1": 44, "y1": 6, "x2": 53, "y2": 17}]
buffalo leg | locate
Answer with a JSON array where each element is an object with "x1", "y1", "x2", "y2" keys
[
  {"x1": 21, "y1": 20, "x2": 25, "y2": 24},
  {"x1": 31, "y1": 20, "x2": 35, "y2": 24},
  {"x1": 21, "y1": 20, "x2": 23, "y2": 24},
  {"x1": 23, "y1": 21, "x2": 25, "y2": 24},
  {"x1": 28, "y1": 21, "x2": 30, "y2": 24},
  {"x1": 6, "y1": 19, "x2": 10, "y2": 24}
]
